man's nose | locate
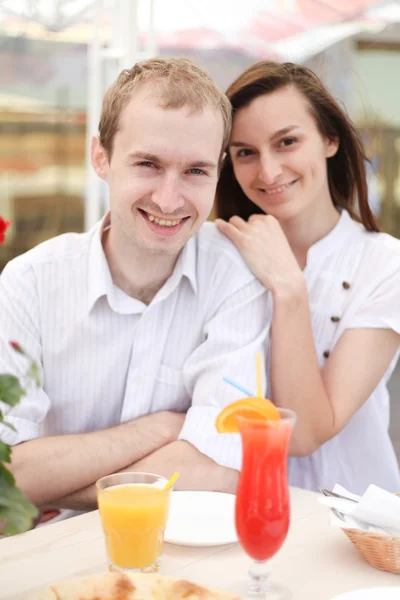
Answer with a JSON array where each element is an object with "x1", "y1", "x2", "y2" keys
[{"x1": 152, "y1": 175, "x2": 185, "y2": 215}]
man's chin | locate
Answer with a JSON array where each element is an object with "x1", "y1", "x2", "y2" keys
[{"x1": 139, "y1": 235, "x2": 188, "y2": 257}]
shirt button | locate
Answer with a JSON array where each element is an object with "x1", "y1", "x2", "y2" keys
[
  {"x1": 331, "y1": 316, "x2": 340, "y2": 323},
  {"x1": 323, "y1": 350, "x2": 330, "y2": 359},
  {"x1": 342, "y1": 281, "x2": 350, "y2": 289}
]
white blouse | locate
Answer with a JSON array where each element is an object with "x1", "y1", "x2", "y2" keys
[{"x1": 276, "y1": 210, "x2": 400, "y2": 494}]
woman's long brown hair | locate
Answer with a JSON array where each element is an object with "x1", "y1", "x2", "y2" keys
[{"x1": 216, "y1": 61, "x2": 379, "y2": 232}]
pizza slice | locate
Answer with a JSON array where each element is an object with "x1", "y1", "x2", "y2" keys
[{"x1": 21, "y1": 572, "x2": 241, "y2": 600}]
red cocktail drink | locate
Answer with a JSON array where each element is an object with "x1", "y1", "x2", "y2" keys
[
  {"x1": 236, "y1": 408, "x2": 295, "y2": 598},
  {"x1": 236, "y1": 415, "x2": 292, "y2": 560}
]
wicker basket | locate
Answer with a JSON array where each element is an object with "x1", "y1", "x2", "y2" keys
[{"x1": 343, "y1": 527, "x2": 400, "y2": 574}]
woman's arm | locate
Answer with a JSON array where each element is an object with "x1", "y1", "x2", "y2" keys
[
  {"x1": 271, "y1": 280, "x2": 400, "y2": 455},
  {"x1": 216, "y1": 214, "x2": 400, "y2": 456}
]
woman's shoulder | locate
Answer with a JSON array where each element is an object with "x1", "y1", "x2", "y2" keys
[{"x1": 361, "y1": 229, "x2": 400, "y2": 269}]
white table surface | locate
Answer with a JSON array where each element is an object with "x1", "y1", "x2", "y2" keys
[{"x1": 0, "y1": 487, "x2": 398, "y2": 599}]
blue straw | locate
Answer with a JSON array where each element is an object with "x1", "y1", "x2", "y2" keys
[{"x1": 223, "y1": 376, "x2": 254, "y2": 397}]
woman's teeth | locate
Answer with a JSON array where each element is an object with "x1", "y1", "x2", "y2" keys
[{"x1": 264, "y1": 182, "x2": 292, "y2": 195}]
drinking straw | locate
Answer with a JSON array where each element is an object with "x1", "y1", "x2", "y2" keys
[
  {"x1": 222, "y1": 376, "x2": 254, "y2": 397},
  {"x1": 256, "y1": 352, "x2": 262, "y2": 398},
  {"x1": 164, "y1": 472, "x2": 179, "y2": 491}
]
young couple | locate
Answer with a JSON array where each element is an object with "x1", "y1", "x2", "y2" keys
[{"x1": 1, "y1": 57, "x2": 399, "y2": 518}]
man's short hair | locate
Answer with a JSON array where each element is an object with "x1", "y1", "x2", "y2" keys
[{"x1": 99, "y1": 57, "x2": 232, "y2": 158}]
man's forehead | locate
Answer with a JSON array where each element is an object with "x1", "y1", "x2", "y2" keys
[{"x1": 115, "y1": 99, "x2": 223, "y2": 155}]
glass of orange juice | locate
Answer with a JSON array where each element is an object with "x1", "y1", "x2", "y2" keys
[{"x1": 96, "y1": 472, "x2": 171, "y2": 573}]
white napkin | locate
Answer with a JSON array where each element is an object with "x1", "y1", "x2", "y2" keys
[{"x1": 318, "y1": 483, "x2": 400, "y2": 537}]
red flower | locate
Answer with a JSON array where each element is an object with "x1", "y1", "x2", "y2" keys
[
  {"x1": 0, "y1": 218, "x2": 11, "y2": 244},
  {"x1": 9, "y1": 341, "x2": 24, "y2": 355}
]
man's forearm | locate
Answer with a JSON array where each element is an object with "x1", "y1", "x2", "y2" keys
[
  {"x1": 48, "y1": 440, "x2": 239, "y2": 511},
  {"x1": 12, "y1": 411, "x2": 184, "y2": 506},
  {"x1": 134, "y1": 440, "x2": 239, "y2": 493}
]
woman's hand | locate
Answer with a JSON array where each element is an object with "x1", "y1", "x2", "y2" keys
[{"x1": 215, "y1": 214, "x2": 304, "y2": 296}]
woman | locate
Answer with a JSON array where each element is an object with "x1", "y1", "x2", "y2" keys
[{"x1": 215, "y1": 61, "x2": 400, "y2": 494}]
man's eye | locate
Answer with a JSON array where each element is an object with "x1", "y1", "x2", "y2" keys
[
  {"x1": 138, "y1": 161, "x2": 155, "y2": 168},
  {"x1": 188, "y1": 168, "x2": 206, "y2": 175}
]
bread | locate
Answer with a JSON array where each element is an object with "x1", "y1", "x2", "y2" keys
[{"x1": 22, "y1": 572, "x2": 241, "y2": 600}]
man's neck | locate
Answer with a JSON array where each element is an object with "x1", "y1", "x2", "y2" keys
[{"x1": 103, "y1": 229, "x2": 179, "y2": 305}]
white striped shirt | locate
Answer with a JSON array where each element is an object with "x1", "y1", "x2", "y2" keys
[{"x1": 0, "y1": 218, "x2": 269, "y2": 470}]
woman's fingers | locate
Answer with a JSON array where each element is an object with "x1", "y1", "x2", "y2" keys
[
  {"x1": 228, "y1": 215, "x2": 248, "y2": 232},
  {"x1": 215, "y1": 218, "x2": 244, "y2": 246}
]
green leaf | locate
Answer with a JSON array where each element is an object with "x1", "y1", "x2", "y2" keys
[
  {"x1": 0, "y1": 463, "x2": 38, "y2": 535},
  {"x1": 0, "y1": 345, "x2": 40, "y2": 535},
  {"x1": 0, "y1": 463, "x2": 15, "y2": 486},
  {"x1": 0, "y1": 485, "x2": 38, "y2": 535},
  {"x1": 0, "y1": 375, "x2": 26, "y2": 407},
  {"x1": 0, "y1": 441, "x2": 11, "y2": 462},
  {"x1": 27, "y1": 361, "x2": 41, "y2": 388}
]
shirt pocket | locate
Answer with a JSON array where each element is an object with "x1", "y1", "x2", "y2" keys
[{"x1": 154, "y1": 364, "x2": 191, "y2": 412}]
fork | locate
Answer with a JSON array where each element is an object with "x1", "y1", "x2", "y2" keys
[{"x1": 319, "y1": 487, "x2": 359, "y2": 503}]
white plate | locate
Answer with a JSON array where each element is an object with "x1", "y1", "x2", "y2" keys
[
  {"x1": 164, "y1": 491, "x2": 238, "y2": 547},
  {"x1": 331, "y1": 588, "x2": 400, "y2": 599}
]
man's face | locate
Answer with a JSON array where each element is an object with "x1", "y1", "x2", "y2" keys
[{"x1": 92, "y1": 83, "x2": 224, "y2": 257}]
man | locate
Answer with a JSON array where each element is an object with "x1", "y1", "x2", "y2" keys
[{"x1": 0, "y1": 58, "x2": 269, "y2": 512}]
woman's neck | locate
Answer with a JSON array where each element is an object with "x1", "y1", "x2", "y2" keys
[{"x1": 280, "y1": 202, "x2": 341, "y2": 269}]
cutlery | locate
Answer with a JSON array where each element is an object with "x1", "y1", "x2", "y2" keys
[{"x1": 319, "y1": 487, "x2": 359, "y2": 503}]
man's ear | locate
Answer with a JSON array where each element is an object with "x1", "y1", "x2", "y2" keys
[{"x1": 91, "y1": 136, "x2": 109, "y2": 181}]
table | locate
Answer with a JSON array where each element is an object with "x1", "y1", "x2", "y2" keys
[{"x1": 0, "y1": 487, "x2": 398, "y2": 599}]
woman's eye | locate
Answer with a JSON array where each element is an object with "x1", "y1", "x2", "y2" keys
[
  {"x1": 279, "y1": 137, "x2": 297, "y2": 148},
  {"x1": 236, "y1": 149, "x2": 253, "y2": 158}
]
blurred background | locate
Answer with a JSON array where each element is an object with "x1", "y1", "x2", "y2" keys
[{"x1": 0, "y1": 0, "x2": 399, "y2": 452}]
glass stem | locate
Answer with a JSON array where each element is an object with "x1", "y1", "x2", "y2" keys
[{"x1": 248, "y1": 560, "x2": 270, "y2": 596}]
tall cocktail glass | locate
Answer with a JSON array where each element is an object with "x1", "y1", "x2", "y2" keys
[{"x1": 235, "y1": 408, "x2": 296, "y2": 599}]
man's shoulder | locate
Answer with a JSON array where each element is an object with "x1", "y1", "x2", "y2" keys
[
  {"x1": 3, "y1": 229, "x2": 94, "y2": 278},
  {"x1": 195, "y1": 221, "x2": 252, "y2": 271}
]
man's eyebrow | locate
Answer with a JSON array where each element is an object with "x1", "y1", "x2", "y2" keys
[
  {"x1": 229, "y1": 125, "x2": 300, "y2": 147},
  {"x1": 187, "y1": 160, "x2": 217, "y2": 170},
  {"x1": 127, "y1": 151, "x2": 160, "y2": 162},
  {"x1": 127, "y1": 152, "x2": 217, "y2": 170}
]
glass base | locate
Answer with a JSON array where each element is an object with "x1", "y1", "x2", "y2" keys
[
  {"x1": 108, "y1": 558, "x2": 160, "y2": 574},
  {"x1": 230, "y1": 580, "x2": 291, "y2": 600}
]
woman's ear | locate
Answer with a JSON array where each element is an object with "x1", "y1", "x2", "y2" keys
[{"x1": 326, "y1": 136, "x2": 339, "y2": 158}]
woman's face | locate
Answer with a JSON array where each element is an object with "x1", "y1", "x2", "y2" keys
[{"x1": 229, "y1": 85, "x2": 338, "y2": 222}]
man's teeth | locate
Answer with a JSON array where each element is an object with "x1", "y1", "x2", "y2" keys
[{"x1": 147, "y1": 213, "x2": 182, "y2": 227}]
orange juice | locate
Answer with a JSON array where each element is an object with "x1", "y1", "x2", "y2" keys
[{"x1": 98, "y1": 483, "x2": 170, "y2": 570}]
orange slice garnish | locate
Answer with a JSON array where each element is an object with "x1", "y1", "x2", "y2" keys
[{"x1": 215, "y1": 396, "x2": 280, "y2": 433}]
